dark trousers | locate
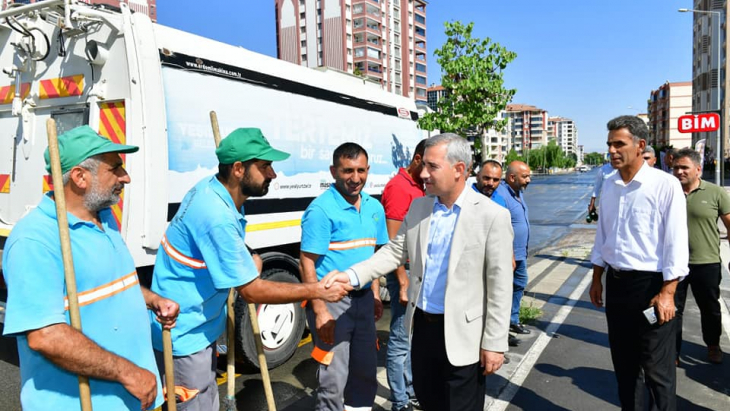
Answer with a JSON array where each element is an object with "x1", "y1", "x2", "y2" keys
[
  {"x1": 606, "y1": 268, "x2": 677, "y2": 411},
  {"x1": 675, "y1": 263, "x2": 722, "y2": 358},
  {"x1": 411, "y1": 308, "x2": 486, "y2": 411}
]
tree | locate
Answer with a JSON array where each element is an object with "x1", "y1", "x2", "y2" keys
[
  {"x1": 418, "y1": 21, "x2": 517, "y2": 163},
  {"x1": 504, "y1": 148, "x2": 523, "y2": 165},
  {"x1": 584, "y1": 152, "x2": 605, "y2": 166}
]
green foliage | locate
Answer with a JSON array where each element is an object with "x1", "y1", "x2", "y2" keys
[
  {"x1": 583, "y1": 152, "x2": 605, "y2": 165},
  {"x1": 418, "y1": 21, "x2": 517, "y2": 157},
  {"x1": 521, "y1": 141, "x2": 576, "y2": 170},
  {"x1": 504, "y1": 148, "x2": 523, "y2": 165},
  {"x1": 519, "y1": 300, "x2": 543, "y2": 324}
]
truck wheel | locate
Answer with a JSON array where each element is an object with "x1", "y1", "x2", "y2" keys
[{"x1": 234, "y1": 268, "x2": 306, "y2": 369}]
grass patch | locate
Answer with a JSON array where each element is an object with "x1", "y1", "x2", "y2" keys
[{"x1": 519, "y1": 300, "x2": 543, "y2": 324}]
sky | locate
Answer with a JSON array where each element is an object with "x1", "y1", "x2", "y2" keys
[{"x1": 158, "y1": 0, "x2": 694, "y2": 153}]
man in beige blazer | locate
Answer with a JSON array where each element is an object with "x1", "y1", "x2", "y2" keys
[{"x1": 324, "y1": 133, "x2": 514, "y2": 411}]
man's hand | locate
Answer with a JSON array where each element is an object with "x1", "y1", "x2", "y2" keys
[
  {"x1": 322, "y1": 270, "x2": 353, "y2": 289},
  {"x1": 120, "y1": 364, "x2": 158, "y2": 410},
  {"x1": 149, "y1": 295, "x2": 179, "y2": 330},
  {"x1": 650, "y1": 290, "x2": 676, "y2": 324},
  {"x1": 480, "y1": 349, "x2": 504, "y2": 375},
  {"x1": 315, "y1": 277, "x2": 352, "y2": 302},
  {"x1": 374, "y1": 297, "x2": 383, "y2": 321},
  {"x1": 314, "y1": 308, "x2": 336, "y2": 345},
  {"x1": 589, "y1": 279, "x2": 603, "y2": 308},
  {"x1": 398, "y1": 284, "x2": 409, "y2": 307}
]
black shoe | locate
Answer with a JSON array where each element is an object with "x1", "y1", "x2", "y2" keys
[
  {"x1": 503, "y1": 355, "x2": 511, "y2": 364},
  {"x1": 509, "y1": 334, "x2": 521, "y2": 347},
  {"x1": 510, "y1": 323, "x2": 531, "y2": 335}
]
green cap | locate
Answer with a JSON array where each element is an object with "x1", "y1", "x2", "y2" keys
[
  {"x1": 44, "y1": 125, "x2": 139, "y2": 174},
  {"x1": 215, "y1": 128, "x2": 290, "y2": 164}
]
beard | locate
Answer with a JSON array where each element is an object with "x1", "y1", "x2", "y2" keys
[
  {"x1": 240, "y1": 172, "x2": 270, "y2": 197},
  {"x1": 84, "y1": 177, "x2": 123, "y2": 212}
]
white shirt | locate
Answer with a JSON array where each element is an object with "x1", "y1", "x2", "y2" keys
[
  {"x1": 590, "y1": 162, "x2": 689, "y2": 281},
  {"x1": 591, "y1": 163, "x2": 617, "y2": 198}
]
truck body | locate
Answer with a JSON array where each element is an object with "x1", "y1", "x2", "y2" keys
[{"x1": 0, "y1": 1, "x2": 423, "y2": 368}]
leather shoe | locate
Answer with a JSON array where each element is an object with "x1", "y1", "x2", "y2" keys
[
  {"x1": 510, "y1": 323, "x2": 531, "y2": 335},
  {"x1": 708, "y1": 345, "x2": 723, "y2": 364},
  {"x1": 508, "y1": 334, "x2": 521, "y2": 347}
]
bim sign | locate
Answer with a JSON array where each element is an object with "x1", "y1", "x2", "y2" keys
[{"x1": 678, "y1": 113, "x2": 720, "y2": 133}]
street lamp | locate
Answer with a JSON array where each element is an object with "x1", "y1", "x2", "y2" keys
[{"x1": 679, "y1": 7, "x2": 723, "y2": 185}]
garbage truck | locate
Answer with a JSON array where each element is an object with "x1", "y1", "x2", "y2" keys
[{"x1": 0, "y1": 0, "x2": 423, "y2": 369}]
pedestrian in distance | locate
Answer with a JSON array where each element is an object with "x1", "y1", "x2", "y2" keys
[
  {"x1": 587, "y1": 161, "x2": 616, "y2": 217},
  {"x1": 643, "y1": 146, "x2": 657, "y2": 167},
  {"x1": 590, "y1": 115, "x2": 688, "y2": 411},
  {"x1": 149, "y1": 128, "x2": 352, "y2": 410},
  {"x1": 662, "y1": 148, "x2": 676, "y2": 174},
  {"x1": 473, "y1": 159, "x2": 507, "y2": 208},
  {"x1": 496, "y1": 161, "x2": 533, "y2": 345},
  {"x1": 380, "y1": 139, "x2": 427, "y2": 411},
  {"x1": 672, "y1": 148, "x2": 727, "y2": 364},
  {"x1": 1, "y1": 125, "x2": 180, "y2": 411},
  {"x1": 299, "y1": 142, "x2": 390, "y2": 411},
  {"x1": 322, "y1": 133, "x2": 514, "y2": 411}
]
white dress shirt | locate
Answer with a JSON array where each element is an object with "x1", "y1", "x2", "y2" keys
[
  {"x1": 592, "y1": 163, "x2": 617, "y2": 198},
  {"x1": 590, "y1": 162, "x2": 688, "y2": 281}
]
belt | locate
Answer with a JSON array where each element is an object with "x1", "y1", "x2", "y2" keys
[
  {"x1": 608, "y1": 266, "x2": 661, "y2": 279},
  {"x1": 416, "y1": 308, "x2": 443, "y2": 323}
]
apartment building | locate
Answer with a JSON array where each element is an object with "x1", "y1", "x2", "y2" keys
[
  {"x1": 648, "y1": 81, "x2": 692, "y2": 148},
  {"x1": 688, "y1": 0, "x2": 727, "y2": 154},
  {"x1": 275, "y1": 0, "x2": 428, "y2": 104},
  {"x1": 547, "y1": 116, "x2": 578, "y2": 155},
  {"x1": 505, "y1": 104, "x2": 549, "y2": 155},
  {"x1": 426, "y1": 84, "x2": 445, "y2": 112},
  {"x1": 1, "y1": 0, "x2": 157, "y2": 20}
]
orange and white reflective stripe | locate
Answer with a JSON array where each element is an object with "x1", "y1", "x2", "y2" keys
[
  {"x1": 328, "y1": 238, "x2": 377, "y2": 251},
  {"x1": 161, "y1": 234, "x2": 207, "y2": 269},
  {"x1": 311, "y1": 345, "x2": 334, "y2": 365},
  {"x1": 64, "y1": 272, "x2": 138, "y2": 310}
]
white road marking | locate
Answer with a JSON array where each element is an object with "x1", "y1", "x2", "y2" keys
[{"x1": 487, "y1": 269, "x2": 593, "y2": 411}]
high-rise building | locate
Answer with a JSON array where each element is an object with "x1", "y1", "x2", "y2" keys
[
  {"x1": 648, "y1": 81, "x2": 692, "y2": 148},
  {"x1": 275, "y1": 0, "x2": 428, "y2": 104},
  {"x1": 426, "y1": 84, "x2": 445, "y2": 112},
  {"x1": 688, "y1": 0, "x2": 727, "y2": 155},
  {"x1": 505, "y1": 104, "x2": 548, "y2": 155},
  {"x1": 1, "y1": 0, "x2": 157, "y2": 21},
  {"x1": 547, "y1": 116, "x2": 578, "y2": 155}
]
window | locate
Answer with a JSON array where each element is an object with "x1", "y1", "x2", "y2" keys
[
  {"x1": 416, "y1": 75, "x2": 426, "y2": 85},
  {"x1": 416, "y1": 63, "x2": 426, "y2": 72},
  {"x1": 415, "y1": 14, "x2": 425, "y2": 24},
  {"x1": 301, "y1": 40, "x2": 306, "y2": 47},
  {"x1": 367, "y1": 47, "x2": 380, "y2": 59},
  {"x1": 355, "y1": 47, "x2": 365, "y2": 57},
  {"x1": 301, "y1": 26, "x2": 305, "y2": 34},
  {"x1": 415, "y1": 27, "x2": 425, "y2": 37}
]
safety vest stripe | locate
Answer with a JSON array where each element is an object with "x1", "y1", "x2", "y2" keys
[
  {"x1": 64, "y1": 272, "x2": 138, "y2": 310},
  {"x1": 311, "y1": 345, "x2": 334, "y2": 365},
  {"x1": 328, "y1": 238, "x2": 377, "y2": 251},
  {"x1": 161, "y1": 234, "x2": 207, "y2": 269}
]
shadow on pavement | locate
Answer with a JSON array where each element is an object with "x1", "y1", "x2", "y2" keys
[
  {"x1": 678, "y1": 340, "x2": 730, "y2": 398},
  {"x1": 532, "y1": 363, "x2": 619, "y2": 408}
]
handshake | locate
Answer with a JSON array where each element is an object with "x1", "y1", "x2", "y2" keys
[{"x1": 313, "y1": 271, "x2": 356, "y2": 302}]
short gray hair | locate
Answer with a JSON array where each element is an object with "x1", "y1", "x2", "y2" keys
[
  {"x1": 424, "y1": 133, "x2": 473, "y2": 177},
  {"x1": 61, "y1": 155, "x2": 102, "y2": 185},
  {"x1": 607, "y1": 115, "x2": 649, "y2": 143},
  {"x1": 642, "y1": 146, "x2": 655, "y2": 157}
]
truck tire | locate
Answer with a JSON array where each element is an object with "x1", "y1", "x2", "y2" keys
[{"x1": 234, "y1": 268, "x2": 306, "y2": 369}]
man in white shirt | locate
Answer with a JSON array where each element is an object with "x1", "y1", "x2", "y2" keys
[
  {"x1": 587, "y1": 162, "x2": 616, "y2": 215},
  {"x1": 589, "y1": 115, "x2": 688, "y2": 411}
]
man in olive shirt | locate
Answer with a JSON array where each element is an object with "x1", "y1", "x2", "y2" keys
[{"x1": 672, "y1": 148, "x2": 729, "y2": 364}]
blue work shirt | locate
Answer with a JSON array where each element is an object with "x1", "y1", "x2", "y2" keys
[
  {"x1": 2, "y1": 194, "x2": 163, "y2": 411},
  {"x1": 496, "y1": 181, "x2": 530, "y2": 260},
  {"x1": 151, "y1": 175, "x2": 258, "y2": 356},
  {"x1": 419, "y1": 188, "x2": 466, "y2": 314},
  {"x1": 471, "y1": 182, "x2": 507, "y2": 208},
  {"x1": 301, "y1": 185, "x2": 389, "y2": 289}
]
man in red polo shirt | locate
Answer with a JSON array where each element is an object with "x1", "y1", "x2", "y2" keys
[{"x1": 380, "y1": 139, "x2": 426, "y2": 411}]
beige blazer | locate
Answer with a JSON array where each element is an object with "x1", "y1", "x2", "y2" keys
[{"x1": 351, "y1": 187, "x2": 514, "y2": 366}]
